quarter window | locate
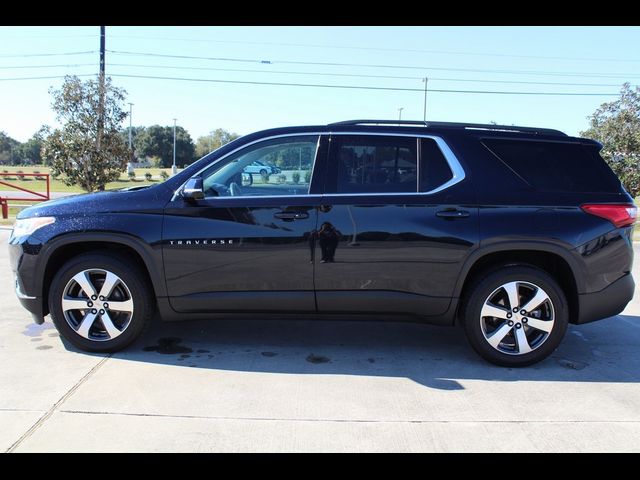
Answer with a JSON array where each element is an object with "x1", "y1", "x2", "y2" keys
[
  {"x1": 201, "y1": 135, "x2": 319, "y2": 198},
  {"x1": 482, "y1": 139, "x2": 622, "y2": 193}
]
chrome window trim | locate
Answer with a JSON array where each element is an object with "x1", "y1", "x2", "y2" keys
[{"x1": 172, "y1": 130, "x2": 465, "y2": 201}]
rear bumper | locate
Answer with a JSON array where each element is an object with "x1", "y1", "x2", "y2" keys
[{"x1": 576, "y1": 273, "x2": 634, "y2": 324}]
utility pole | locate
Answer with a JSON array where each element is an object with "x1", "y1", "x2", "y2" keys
[
  {"x1": 422, "y1": 77, "x2": 428, "y2": 122},
  {"x1": 97, "y1": 26, "x2": 106, "y2": 150},
  {"x1": 100, "y1": 26, "x2": 105, "y2": 77},
  {"x1": 172, "y1": 118, "x2": 177, "y2": 175},
  {"x1": 398, "y1": 107, "x2": 404, "y2": 121},
  {"x1": 127, "y1": 102, "x2": 134, "y2": 174}
]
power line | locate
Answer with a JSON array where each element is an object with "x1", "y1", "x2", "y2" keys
[
  {"x1": 106, "y1": 49, "x2": 640, "y2": 79},
  {"x1": 104, "y1": 62, "x2": 632, "y2": 88},
  {"x1": 0, "y1": 74, "x2": 95, "y2": 81},
  {"x1": 0, "y1": 71, "x2": 620, "y2": 96},
  {"x1": 0, "y1": 50, "x2": 96, "y2": 58},
  {"x1": 107, "y1": 34, "x2": 640, "y2": 64},
  {"x1": 0, "y1": 63, "x2": 95, "y2": 70},
  {"x1": 0, "y1": 34, "x2": 95, "y2": 39},
  {"x1": 0, "y1": 60, "x2": 630, "y2": 88},
  {"x1": 106, "y1": 73, "x2": 619, "y2": 96}
]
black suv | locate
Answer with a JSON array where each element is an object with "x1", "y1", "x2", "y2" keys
[{"x1": 8, "y1": 120, "x2": 636, "y2": 366}]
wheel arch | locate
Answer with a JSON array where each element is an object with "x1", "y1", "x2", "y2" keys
[
  {"x1": 454, "y1": 242, "x2": 582, "y2": 324},
  {"x1": 39, "y1": 233, "x2": 165, "y2": 317}
]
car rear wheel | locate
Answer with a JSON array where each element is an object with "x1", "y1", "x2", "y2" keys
[
  {"x1": 461, "y1": 265, "x2": 568, "y2": 367},
  {"x1": 49, "y1": 253, "x2": 154, "y2": 353}
]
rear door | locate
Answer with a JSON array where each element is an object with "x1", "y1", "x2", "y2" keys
[{"x1": 314, "y1": 133, "x2": 478, "y2": 317}]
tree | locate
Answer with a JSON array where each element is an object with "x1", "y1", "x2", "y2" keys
[
  {"x1": 15, "y1": 126, "x2": 49, "y2": 165},
  {"x1": 581, "y1": 82, "x2": 640, "y2": 197},
  {"x1": 41, "y1": 75, "x2": 129, "y2": 192},
  {"x1": 119, "y1": 125, "x2": 146, "y2": 161},
  {"x1": 135, "y1": 124, "x2": 195, "y2": 168},
  {"x1": 194, "y1": 128, "x2": 240, "y2": 158},
  {"x1": 0, "y1": 131, "x2": 20, "y2": 165}
]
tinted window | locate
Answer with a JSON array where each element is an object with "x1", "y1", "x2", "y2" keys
[
  {"x1": 329, "y1": 135, "x2": 418, "y2": 194},
  {"x1": 483, "y1": 139, "x2": 621, "y2": 193},
  {"x1": 201, "y1": 135, "x2": 319, "y2": 197},
  {"x1": 420, "y1": 138, "x2": 453, "y2": 191}
]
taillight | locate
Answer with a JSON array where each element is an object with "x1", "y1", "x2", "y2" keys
[{"x1": 581, "y1": 204, "x2": 637, "y2": 228}]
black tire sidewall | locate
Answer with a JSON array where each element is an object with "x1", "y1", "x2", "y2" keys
[
  {"x1": 462, "y1": 266, "x2": 569, "y2": 367},
  {"x1": 49, "y1": 253, "x2": 153, "y2": 353}
]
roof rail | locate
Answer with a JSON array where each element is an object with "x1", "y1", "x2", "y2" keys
[
  {"x1": 328, "y1": 119, "x2": 567, "y2": 137},
  {"x1": 329, "y1": 119, "x2": 427, "y2": 127}
]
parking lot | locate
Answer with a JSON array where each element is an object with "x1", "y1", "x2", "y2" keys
[{"x1": 1, "y1": 228, "x2": 639, "y2": 452}]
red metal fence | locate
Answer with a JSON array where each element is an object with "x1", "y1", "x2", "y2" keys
[{"x1": 0, "y1": 172, "x2": 50, "y2": 219}]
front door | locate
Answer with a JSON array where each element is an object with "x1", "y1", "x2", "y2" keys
[
  {"x1": 313, "y1": 133, "x2": 478, "y2": 317},
  {"x1": 163, "y1": 134, "x2": 325, "y2": 313}
]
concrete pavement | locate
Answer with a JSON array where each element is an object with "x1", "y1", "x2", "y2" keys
[{"x1": 1, "y1": 229, "x2": 639, "y2": 452}]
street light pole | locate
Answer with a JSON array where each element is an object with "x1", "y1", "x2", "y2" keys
[
  {"x1": 422, "y1": 77, "x2": 428, "y2": 122},
  {"x1": 398, "y1": 107, "x2": 404, "y2": 121},
  {"x1": 127, "y1": 103, "x2": 134, "y2": 175},
  {"x1": 172, "y1": 118, "x2": 177, "y2": 175},
  {"x1": 128, "y1": 103, "x2": 133, "y2": 149}
]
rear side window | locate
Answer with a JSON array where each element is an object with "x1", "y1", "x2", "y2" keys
[
  {"x1": 329, "y1": 135, "x2": 418, "y2": 193},
  {"x1": 420, "y1": 138, "x2": 453, "y2": 191},
  {"x1": 482, "y1": 139, "x2": 621, "y2": 193}
]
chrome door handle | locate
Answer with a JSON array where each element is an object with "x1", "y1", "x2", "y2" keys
[
  {"x1": 436, "y1": 209, "x2": 470, "y2": 218},
  {"x1": 274, "y1": 211, "x2": 309, "y2": 220}
]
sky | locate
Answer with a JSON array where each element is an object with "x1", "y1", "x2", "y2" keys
[{"x1": 0, "y1": 26, "x2": 639, "y2": 143}]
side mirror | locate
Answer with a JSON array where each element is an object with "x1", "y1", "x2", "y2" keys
[{"x1": 182, "y1": 177, "x2": 204, "y2": 201}]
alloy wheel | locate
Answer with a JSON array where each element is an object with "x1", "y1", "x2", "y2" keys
[
  {"x1": 480, "y1": 281, "x2": 555, "y2": 355},
  {"x1": 61, "y1": 268, "x2": 134, "y2": 341}
]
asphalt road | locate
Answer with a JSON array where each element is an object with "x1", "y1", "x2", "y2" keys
[{"x1": 1, "y1": 228, "x2": 639, "y2": 452}]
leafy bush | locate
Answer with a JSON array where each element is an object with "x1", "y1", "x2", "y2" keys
[
  {"x1": 260, "y1": 171, "x2": 270, "y2": 183},
  {"x1": 304, "y1": 170, "x2": 311, "y2": 183},
  {"x1": 160, "y1": 170, "x2": 169, "y2": 181},
  {"x1": 16, "y1": 170, "x2": 25, "y2": 180},
  {"x1": 292, "y1": 172, "x2": 300, "y2": 184},
  {"x1": 276, "y1": 174, "x2": 287, "y2": 184},
  {"x1": 128, "y1": 171, "x2": 136, "y2": 181},
  {"x1": 607, "y1": 155, "x2": 640, "y2": 198},
  {"x1": 144, "y1": 172, "x2": 153, "y2": 181}
]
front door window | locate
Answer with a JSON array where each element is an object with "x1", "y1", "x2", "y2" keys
[{"x1": 201, "y1": 135, "x2": 320, "y2": 198}]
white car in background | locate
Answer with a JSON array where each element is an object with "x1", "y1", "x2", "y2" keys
[{"x1": 242, "y1": 160, "x2": 281, "y2": 176}]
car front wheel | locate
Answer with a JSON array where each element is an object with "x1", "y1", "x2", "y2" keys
[
  {"x1": 461, "y1": 265, "x2": 568, "y2": 367},
  {"x1": 49, "y1": 252, "x2": 154, "y2": 353}
]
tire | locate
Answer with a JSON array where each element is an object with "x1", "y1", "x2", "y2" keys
[
  {"x1": 48, "y1": 252, "x2": 155, "y2": 353},
  {"x1": 460, "y1": 265, "x2": 568, "y2": 367},
  {"x1": 259, "y1": 169, "x2": 268, "y2": 176}
]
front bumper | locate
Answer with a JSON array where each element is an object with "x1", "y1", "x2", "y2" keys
[
  {"x1": 576, "y1": 273, "x2": 635, "y2": 324},
  {"x1": 9, "y1": 234, "x2": 46, "y2": 324},
  {"x1": 15, "y1": 278, "x2": 44, "y2": 324}
]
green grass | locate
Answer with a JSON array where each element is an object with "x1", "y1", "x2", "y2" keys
[
  {"x1": 0, "y1": 165, "x2": 180, "y2": 194},
  {"x1": 0, "y1": 165, "x2": 183, "y2": 223}
]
